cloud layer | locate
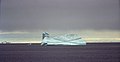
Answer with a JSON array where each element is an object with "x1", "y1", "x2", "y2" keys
[{"x1": 0, "y1": 0, "x2": 120, "y2": 32}]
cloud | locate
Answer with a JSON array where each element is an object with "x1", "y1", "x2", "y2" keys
[{"x1": 0, "y1": 0, "x2": 120, "y2": 32}]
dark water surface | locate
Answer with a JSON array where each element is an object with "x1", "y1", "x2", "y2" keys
[{"x1": 0, "y1": 43, "x2": 120, "y2": 62}]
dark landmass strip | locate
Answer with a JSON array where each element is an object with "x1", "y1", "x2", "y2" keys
[{"x1": 0, "y1": 43, "x2": 120, "y2": 62}]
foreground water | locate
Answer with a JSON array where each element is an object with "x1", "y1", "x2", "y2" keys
[{"x1": 0, "y1": 43, "x2": 120, "y2": 62}]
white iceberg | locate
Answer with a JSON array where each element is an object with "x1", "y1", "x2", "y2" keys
[{"x1": 41, "y1": 32, "x2": 86, "y2": 46}]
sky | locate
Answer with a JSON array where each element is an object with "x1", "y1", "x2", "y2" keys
[{"x1": 0, "y1": 0, "x2": 120, "y2": 32}]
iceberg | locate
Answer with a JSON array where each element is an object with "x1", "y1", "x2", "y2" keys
[{"x1": 41, "y1": 32, "x2": 86, "y2": 46}]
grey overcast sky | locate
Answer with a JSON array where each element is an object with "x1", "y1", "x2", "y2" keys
[{"x1": 0, "y1": 0, "x2": 120, "y2": 32}]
